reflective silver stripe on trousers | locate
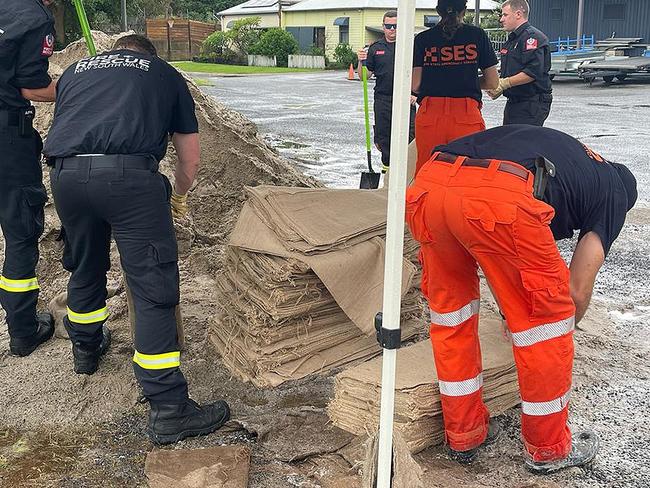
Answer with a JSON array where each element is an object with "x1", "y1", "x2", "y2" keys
[
  {"x1": 430, "y1": 299, "x2": 480, "y2": 327},
  {"x1": 439, "y1": 373, "x2": 483, "y2": 397},
  {"x1": 521, "y1": 389, "x2": 571, "y2": 416},
  {"x1": 511, "y1": 316, "x2": 575, "y2": 347}
]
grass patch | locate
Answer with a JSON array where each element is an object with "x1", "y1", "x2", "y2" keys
[
  {"x1": 172, "y1": 61, "x2": 319, "y2": 74},
  {"x1": 192, "y1": 77, "x2": 214, "y2": 86}
]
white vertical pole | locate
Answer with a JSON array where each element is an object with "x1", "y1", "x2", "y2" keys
[
  {"x1": 121, "y1": 0, "x2": 128, "y2": 31},
  {"x1": 475, "y1": 0, "x2": 481, "y2": 26},
  {"x1": 576, "y1": 0, "x2": 585, "y2": 48},
  {"x1": 375, "y1": 0, "x2": 415, "y2": 485}
]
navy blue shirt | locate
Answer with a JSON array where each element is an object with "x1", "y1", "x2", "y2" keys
[
  {"x1": 500, "y1": 22, "x2": 552, "y2": 98},
  {"x1": 44, "y1": 49, "x2": 198, "y2": 161},
  {"x1": 413, "y1": 24, "x2": 497, "y2": 102},
  {"x1": 438, "y1": 125, "x2": 632, "y2": 255},
  {"x1": 0, "y1": 0, "x2": 55, "y2": 109},
  {"x1": 366, "y1": 37, "x2": 396, "y2": 97}
]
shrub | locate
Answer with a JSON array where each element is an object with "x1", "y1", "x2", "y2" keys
[
  {"x1": 250, "y1": 28, "x2": 299, "y2": 67},
  {"x1": 202, "y1": 31, "x2": 228, "y2": 56},
  {"x1": 332, "y1": 43, "x2": 357, "y2": 68},
  {"x1": 226, "y1": 17, "x2": 262, "y2": 54}
]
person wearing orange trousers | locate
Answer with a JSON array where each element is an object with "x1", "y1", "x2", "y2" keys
[
  {"x1": 406, "y1": 125, "x2": 637, "y2": 473},
  {"x1": 412, "y1": 0, "x2": 499, "y2": 176}
]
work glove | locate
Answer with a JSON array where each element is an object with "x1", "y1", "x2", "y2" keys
[
  {"x1": 487, "y1": 77, "x2": 512, "y2": 100},
  {"x1": 170, "y1": 190, "x2": 189, "y2": 219}
]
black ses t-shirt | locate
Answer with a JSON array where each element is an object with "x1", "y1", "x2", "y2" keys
[
  {"x1": 413, "y1": 24, "x2": 497, "y2": 102},
  {"x1": 44, "y1": 49, "x2": 198, "y2": 161},
  {"x1": 366, "y1": 38, "x2": 395, "y2": 97},
  {"x1": 438, "y1": 125, "x2": 633, "y2": 256}
]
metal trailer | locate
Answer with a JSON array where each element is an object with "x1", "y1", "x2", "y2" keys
[
  {"x1": 550, "y1": 51, "x2": 606, "y2": 79},
  {"x1": 578, "y1": 56, "x2": 650, "y2": 85}
]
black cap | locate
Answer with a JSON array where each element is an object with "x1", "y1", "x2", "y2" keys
[
  {"x1": 610, "y1": 162, "x2": 638, "y2": 211},
  {"x1": 437, "y1": 0, "x2": 468, "y2": 14}
]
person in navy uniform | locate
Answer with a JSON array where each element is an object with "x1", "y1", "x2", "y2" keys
[
  {"x1": 357, "y1": 10, "x2": 416, "y2": 174},
  {"x1": 44, "y1": 34, "x2": 230, "y2": 445},
  {"x1": 0, "y1": 0, "x2": 58, "y2": 357},
  {"x1": 488, "y1": 0, "x2": 553, "y2": 126}
]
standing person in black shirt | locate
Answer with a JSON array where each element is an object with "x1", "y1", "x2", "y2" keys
[
  {"x1": 0, "y1": 0, "x2": 57, "y2": 357},
  {"x1": 44, "y1": 35, "x2": 230, "y2": 445},
  {"x1": 407, "y1": 124, "x2": 635, "y2": 471},
  {"x1": 412, "y1": 0, "x2": 499, "y2": 176},
  {"x1": 488, "y1": 0, "x2": 553, "y2": 126},
  {"x1": 357, "y1": 11, "x2": 416, "y2": 174}
]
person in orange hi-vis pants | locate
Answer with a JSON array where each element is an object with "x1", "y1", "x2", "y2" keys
[
  {"x1": 406, "y1": 125, "x2": 637, "y2": 473},
  {"x1": 412, "y1": 0, "x2": 499, "y2": 177}
]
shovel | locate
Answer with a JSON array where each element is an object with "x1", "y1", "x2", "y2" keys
[
  {"x1": 360, "y1": 61, "x2": 381, "y2": 189},
  {"x1": 73, "y1": 0, "x2": 97, "y2": 55}
]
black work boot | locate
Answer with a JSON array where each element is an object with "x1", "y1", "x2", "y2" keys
[
  {"x1": 148, "y1": 398, "x2": 231, "y2": 445},
  {"x1": 69, "y1": 325, "x2": 111, "y2": 375},
  {"x1": 447, "y1": 417, "x2": 502, "y2": 464},
  {"x1": 525, "y1": 431, "x2": 599, "y2": 474},
  {"x1": 9, "y1": 312, "x2": 55, "y2": 357}
]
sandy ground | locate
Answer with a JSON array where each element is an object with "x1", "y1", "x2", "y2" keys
[{"x1": 1, "y1": 67, "x2": 649, "y2": 487}]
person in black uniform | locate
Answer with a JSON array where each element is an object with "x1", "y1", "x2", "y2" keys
[
  {"x1": 0, "y1": 0, "x2": 57, "y2": 357},
  {"x1": 410, "y1": 124, "x2": 635, "y2": 472},
  {"x1": 357, "y1": 11, "x2": 416, "y2": 174},
  {"x1": 44, "y1": 35, "x2": 230, "y2": 445},
  {"x1": 488, "y1": 0, "x2": 553, "y2": 126}
]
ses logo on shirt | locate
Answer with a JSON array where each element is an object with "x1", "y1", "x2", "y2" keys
[
  {"x1": 75, "y1": 54, "x2": 151, "y2": 74},
  {"x1": 423, "y1": 44, "x2": 478, "y2": 66},
  {"x1": 41, "y1": 34, "x2": 54, "y2": 56}
]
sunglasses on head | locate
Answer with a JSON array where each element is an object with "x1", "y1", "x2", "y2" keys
[{"x1": 384, "y1": 23, "x2": 397, "y2": 29}]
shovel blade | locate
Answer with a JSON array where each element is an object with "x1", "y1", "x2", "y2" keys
[{"x1": 360, "y1": 171, "x2": 381, "y2": 189}]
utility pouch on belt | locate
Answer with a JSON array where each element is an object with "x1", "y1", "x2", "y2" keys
[
  {"x1": 19, "y1": 106, "x2": 36, "y2": 137},
  {"x1": 533, "y1": 156, "x2": 556, "y2": 200}
]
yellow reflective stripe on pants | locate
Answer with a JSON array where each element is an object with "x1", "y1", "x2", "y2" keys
[
  {"x1": 0, "y1": 275, "x2": 39, "y2": 292},
  {"x1": 133, "y1": 350, "x2": 181, "y2": 370},
  {"x1": 67, "y1": 306, "x2": 110, "y2": 325}
]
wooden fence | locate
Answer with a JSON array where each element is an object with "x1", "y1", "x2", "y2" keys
[
  {"x1": 146, "y1": 18, "x2": 217, "y2": 61},
  {"x1": 288, "y1": 55, "x2": 325, "y2": 69}
]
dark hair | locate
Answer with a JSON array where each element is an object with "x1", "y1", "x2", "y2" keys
[
  {"x1": 383, "y1": 10, "x2": 397, "y2": 21},
  {"x1": 113, "y1": 34, "x2": 157, "y2": 56},
  {"x1": 436, "y1": 0, "x2": 467, "y2": 39}
]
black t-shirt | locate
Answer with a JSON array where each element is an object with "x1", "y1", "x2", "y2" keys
[
  {"x1": 0, "y1": 0, "x2": 54, "y2": 109},
  {"x1": 44, "y1": 49, "x2": 198, "y2": 161},
  {"x1": 413, "y1": 24, "x2": 497, "y2": 102},
  {"x1": 438, "y1": 125, "x2": 632, "y2": 255},
  {"x1": 500, "y1": 22, "x2": 552, "y2": 98},
  {"x1": 366, "y1": 38, "x2": 395, "y2": 97}
]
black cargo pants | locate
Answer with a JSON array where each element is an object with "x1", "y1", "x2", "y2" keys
[
  {"x1": 373, "y1": 94, "x2": 416, "y2": 171},
  {"x1": 50, "y1": 155, "x2": 188, "y2": 404},
  {"x1": 503, "y1": 94, "x2": 552, "y2": 126},
  {"x1": 0, "y1": 115, "x2": 47, "y2": 340}
]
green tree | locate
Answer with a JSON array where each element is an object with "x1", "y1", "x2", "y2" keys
[
  {"x1": 250, "y1": 28, "x2": 298, "y2": 67},
  {"x1": 225, "y1": 17, "x2": 261, "y2": 54},
  {"x1": 333, "y1": 43, "x2": 357, "y2": 68}
]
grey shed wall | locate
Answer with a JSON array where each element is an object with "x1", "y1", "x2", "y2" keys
[{"x1": 529, "y1": 0, "x2": 650, "y2": 44}]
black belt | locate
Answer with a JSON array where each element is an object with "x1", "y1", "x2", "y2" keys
[
  {"x1": 54, "y1": 154, "x2": 157, "y2": 171},
  {"x1": 506, "y1": 93, "x2": 553, "y2": 103},
  {"x1": 433, "y1": 152, "x2": 531, "y2": 181}
]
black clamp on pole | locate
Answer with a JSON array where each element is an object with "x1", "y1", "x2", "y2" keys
[
  {"x1": 374, "y1": 312, "x2": 401, "y2": 350},
  {"x1": 533, "y1": 156, "x2": 556, "y2": 200}
]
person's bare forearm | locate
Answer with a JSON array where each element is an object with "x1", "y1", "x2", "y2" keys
[
  {"x1": 21, "y1": 80, "x2": 57, "y2": 102},
  {"x1": 171, "y1": 133, "x2": 200, "y2": 195}
]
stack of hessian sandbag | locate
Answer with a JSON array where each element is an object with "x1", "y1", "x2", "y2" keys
[
  {"x1": 328, "y1": 315, "x2": 521, "y2": 453},
  {"x1": 210, "y1": 186, "x2": 426, "y2": 388}
]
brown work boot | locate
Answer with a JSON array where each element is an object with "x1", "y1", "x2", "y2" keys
[
  {"x1": 447, "y1": 417, "x2": 502, "y2": 464},
  {"x1": 525, "y1": 431, "x2": 599, "y2": 474}
]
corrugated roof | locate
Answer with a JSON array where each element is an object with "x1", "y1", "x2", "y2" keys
[
  {"x1": 285, "y1": 0, "x2": 498, "y2": 12},
  {"x1": 219, "y1": 0, "x2": 301, "y2": 16}
]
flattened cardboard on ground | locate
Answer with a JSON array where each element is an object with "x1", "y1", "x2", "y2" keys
[
  {"x1": 229, "y1": 202, "x2": 416, "y2": 336},
  {"x1": 362, "y1": 431, "x2": 424, "y2": 488},
  {"x1": 329, "y1": 315, "x2": 521, "y2": 453},
  {"x1": 145, "y1": 446, "x2": 251, "y2": 488}
]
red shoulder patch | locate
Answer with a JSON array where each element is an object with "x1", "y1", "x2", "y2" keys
[
  {"x1": 525, "y1": 37, "x2": 538, "y2": 50},
  {"x1": 41, "y1": 34, "x2": 54, "y2": 57},
  {"x1": 500, "y1": 48, "x2": 508, "y2": 54},
  {"x1": 376, "y1": 50, "x2": 385, "y2": 55}
]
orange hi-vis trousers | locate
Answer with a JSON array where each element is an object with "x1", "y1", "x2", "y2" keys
[
  {"x1": 414, "y1": 97, "x2": 486, "y2": 177},
  {"x1": 405, "y1": 153, "x2": 575, "y2": 462}
]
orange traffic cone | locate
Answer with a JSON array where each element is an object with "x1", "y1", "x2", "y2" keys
[{"x1": 348, "y1": 63, "x2": 355, "y2": 80}]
